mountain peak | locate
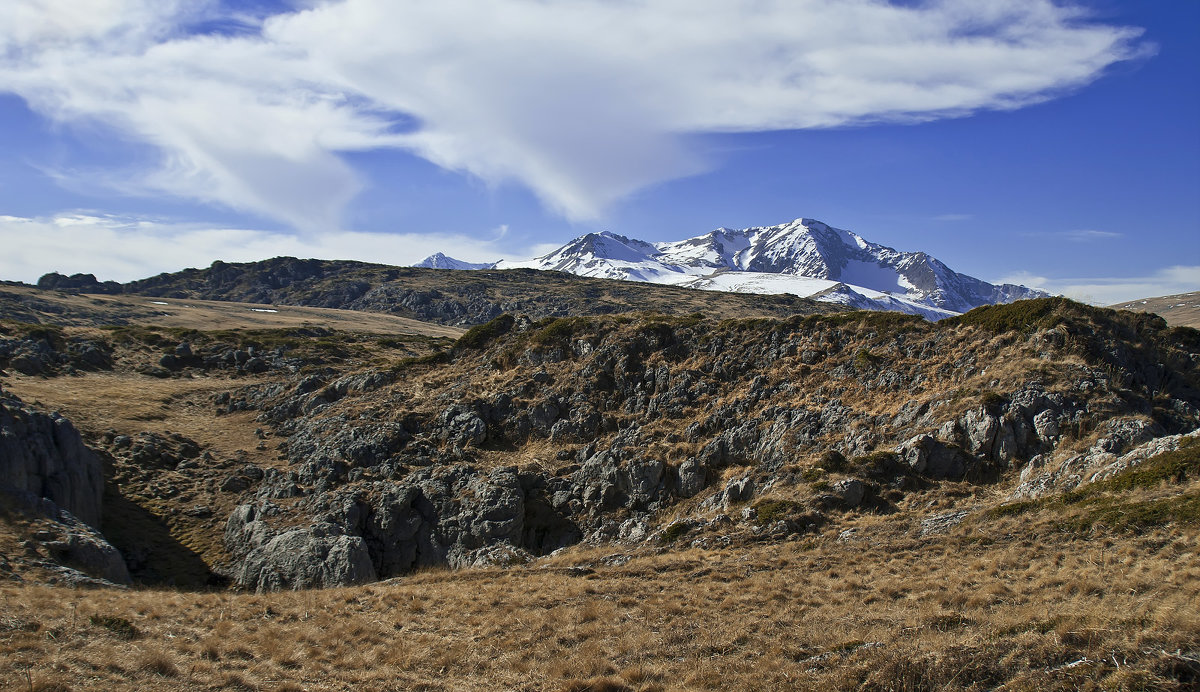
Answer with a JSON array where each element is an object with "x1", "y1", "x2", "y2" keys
[
  {"x1": 414, "y1": 253, "x2": 495, "y2": 271},
  {"x1": 487, "y1": 217, "x2": 1047, "y2": 318}
]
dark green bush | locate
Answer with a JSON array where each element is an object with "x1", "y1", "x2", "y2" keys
[
  {"x1": 753, "y1": 499, "x2": 804, "y2": 525},
  {"x1": 455, "y1": 314, "x2": 515, "y2": 350},
  {"x1": 660, "y1": 521, "x2": 691, "y2": 543},
  {"x1": 816, "y1": 450, "x2": 847, "y2": 473}
]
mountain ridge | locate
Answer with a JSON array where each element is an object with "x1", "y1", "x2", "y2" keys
[{"x1": 422, "y1": 217, "x2": 1046, "y2": 319}]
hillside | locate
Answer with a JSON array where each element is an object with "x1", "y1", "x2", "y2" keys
[
  {"x1": 2, "y1": 297, "x2": 1199, "y2": 689},
  {"x1": 1112, "y1": 290, "x2": 1200, "y2": 329},
  {"x1": 0, "y1": 284, "x2": 464, "y2": 337},
  {"x1": 33, "y1": 256, "x2": 841, "y2": 328}
]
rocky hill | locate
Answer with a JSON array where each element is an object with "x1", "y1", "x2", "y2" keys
[
  {"x1": 2, "y1": 295, "x2": 1199, "y2": 689},
  {"x1": 4, "y1": 297, "x2": 1196, "y2": 587}
]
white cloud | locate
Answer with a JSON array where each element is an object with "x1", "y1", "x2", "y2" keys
[
  {"x1": 1021, "y1": 229, "x2": 1123, "y2": 242},
  {"x1": 1061, "y1": 230, "x2": 1122, "y2": 242},
  {"x1": 997, "y1": 267, "x2": 1200, "y2": 306},
  {"x1": 0, "y1": 0, "x2": 1149, "y2": 226},
  {"x1": 0, "y1": 213, "x2": 533, "y2": 283}
]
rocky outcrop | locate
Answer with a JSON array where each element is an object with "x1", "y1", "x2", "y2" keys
[
  {"x1": 208, "y1": 301, "x2": 1199, "y2": 589},
  {"x1": 226, "y1": 465, "x2": 545, "y2": 590},
  {"x1": 1, "y1": 392, "x2": 104, "y2": 527},
  {"x1": 0, "y1": 332, "x2": 112, "y2": 375},
  {"x1": 234, "y1": 527, "x2": 376, "y2": 592},
  {"x1": 1010, "y1": 418, "x2": 1184, "y2": 499},
  {"x1": 36, "y1": 272, "x2": 122, "y2": 294}
]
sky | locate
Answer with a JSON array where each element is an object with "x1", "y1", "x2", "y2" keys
[{"x1": 0, "y1": 0, "x2": 1197, "y2": 305}]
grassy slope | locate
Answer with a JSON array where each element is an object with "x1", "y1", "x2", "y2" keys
[
  {"x1": 0, "y1": 284, "x2": 464, "y2": 337},
  {"x1": 1111, "y1": 290, "x2": 1200, "y2": 330}
]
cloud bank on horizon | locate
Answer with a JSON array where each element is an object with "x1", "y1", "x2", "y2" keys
[{"x1": 0, "y1": 0, "x2": 1148, "y2": 229}]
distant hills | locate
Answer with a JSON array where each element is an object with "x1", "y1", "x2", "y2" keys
[
  {"x1": 419, "y1": 217, "x2": 1046, "y2": 319},
  {"x1": 1112, "y1": 291, "x2": 1200, "y2": 329},
  {"x1": 28, "y1": 257, "x2": 840, "y2": 328}
]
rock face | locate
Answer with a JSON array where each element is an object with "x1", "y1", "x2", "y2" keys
[
  {"x1": 1011, "y1": 420, "x2": 1191, "y2": 500},
  {"x1": 1, "y1": 392, "x2": 104, "y2": 527},
  {"x1": 226, "y1": 465, "x2": 539, "y2": 590},
  {"x1": 232, "y1": 526, "x2": 376, "y2": 592},
  {"x1": 35, "y1": 272, "x2": 122, "y2": 294}
]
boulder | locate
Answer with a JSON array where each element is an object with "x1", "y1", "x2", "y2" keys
[
  {"x1": 237, "y1": 528, "x2": 377, "y2": 592},
  {"x1": 832, "y1": 479, "x2": 865, "y2": 508}
]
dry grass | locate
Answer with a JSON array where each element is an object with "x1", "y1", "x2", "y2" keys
[
  {"x1": 0, "y1": 285, "x2": 465, "y2": 338},
  {"x1": 2, "y1": 508, "x2": 1197, "y2": 691},
  {"x1": 1111, "y1": 291, "x2": 1200, "y2": 329}
]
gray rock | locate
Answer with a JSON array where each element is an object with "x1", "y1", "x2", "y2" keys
[
  {"x1": 675, "y1": 458, "x2": 706, "y2": 498},
  {"x1": 0, "y1": 393, "x2": 104, "y2": 527},
  {"x1": 832, "y1": 479, "x2": 865, "y2": 508},
  {"x1": 920, "y1": 510, "x2": 971, "y2": 536},
  {"x1": 2, "y1": 488, "x2": 129, "y2": 585},
  {"x1": 238, "y1": 528, "x2": 377, "y2": 591},
  {"x1": 1033, "y1": 410, "x2": 1060, "y2": 440},
  {"x1": 724, "y1": 476, "x2": 755, "y2": 505},
  {"x1": 1012, "y1": 423, "x2": 1193, "y2": 500},
  {"x1": 896, "y1": 434, "x2": 972, "y2": 479},
  {"x1": 441, "y1": 408, "x2": 488, "y2": 448}
]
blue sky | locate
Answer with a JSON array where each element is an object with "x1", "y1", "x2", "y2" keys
[{"x1": 0, "y1": 0, "x2": 1196, "y2": 304}]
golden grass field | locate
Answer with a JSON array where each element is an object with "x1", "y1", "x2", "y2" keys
[{"x1": 2, "y1": 491, "x2": 1198, "y2": 692}]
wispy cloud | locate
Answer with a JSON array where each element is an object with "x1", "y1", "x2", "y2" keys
[
  {"x1": 1061, "y1": 229, "x2": 1122, "y2": 242},
  {"x1": 0, "y1": 1, "x2": 1151, "y2": 227},
  {"x1": 997, "y1": 266, "x2": 1200, "y2": 305},
  {"x1": 1021, "y1": 229, "x2": 1123, "y2": 242},
  {"x1": 0, "y1": 213, "x2": 541, "y2": 283}
]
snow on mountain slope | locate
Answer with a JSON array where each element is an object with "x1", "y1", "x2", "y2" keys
[
  {"x1": 414, "y1": 253, "x2": 496, "y2": 270},
  {"x1": 424, "y1": 218, "x2": 1046, "y2": 318}
]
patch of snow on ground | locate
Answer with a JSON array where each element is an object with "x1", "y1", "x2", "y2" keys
[{"x1": 249, "y1": 308, "x2": 278, "y2": 313}]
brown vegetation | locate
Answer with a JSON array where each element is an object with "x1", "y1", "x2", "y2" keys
[{"x1": 1, "y1": 500, "x2": 1197, "y2": 691}]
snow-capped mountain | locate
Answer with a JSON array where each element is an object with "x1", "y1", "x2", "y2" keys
[
  {"x1": 416, "y1": 218, "x2": 1046, "y2": 319},
  {"x1": 414, "y1": 252, "x2": 496, "y2": 271}
]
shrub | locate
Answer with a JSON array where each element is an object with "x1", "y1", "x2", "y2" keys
[
  {"x1": 753, "y1": 499, "x2": 804, "y2": 526},
  {"x1": 853, "y1": 450, "x2": 898, "y2": 471},
  {"x1": 816, "y1": 450, "x2": 847, "y2": 473},
  {"x1": 455, "y1": 314, "x2": 515, "y2": 350},
  {"x1": 660, "y1": 521, "x2": 691, "y2": 543},
  {"x1": 530, "y1": 317, "x2": 591, "y2": 346},
  {"x1": 980, "y1": 391, "x2": 1007, "y2": 414},
  {"x1": 854, "y1": 349, "x2": 882, "y2": 369}
]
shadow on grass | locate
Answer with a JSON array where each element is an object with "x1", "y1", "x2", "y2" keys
[{"x1": 102, "y1": 481, "x2": 226, "y2": 589}]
